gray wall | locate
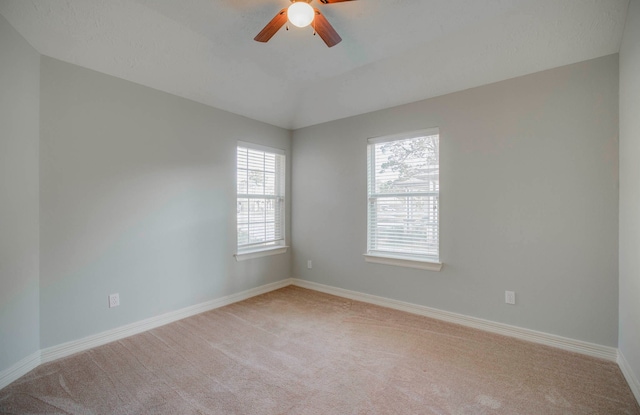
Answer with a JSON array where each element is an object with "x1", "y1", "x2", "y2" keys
[
  {"x1": 0, "y1": 15, "x2": 40, "y2": 372},
  {"x1": 292, "y1": 55, "x2": 619, "y2": 346},
  {"x1": 39, "y1": 57, "x2": 291, "y2": 348},
  {"x1": 619, "y1": 0, "x2": 640, "y2": 388},
  {"x1": 0, "y1": 9, "x2": 628, "y2": 380}
]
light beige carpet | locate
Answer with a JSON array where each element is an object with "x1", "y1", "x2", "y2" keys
[{"x1": 1, "y1": 286, "x2": 638, "y2": 414}]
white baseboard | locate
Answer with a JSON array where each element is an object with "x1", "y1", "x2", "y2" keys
[
  {"x1": 41, "y1": 278, "x2": 294, "y2": 364},
  {"x1": 1, "y1": 277, "x2": 631, "y2": 403},
  {"x1": 618, "y1": 351, "x2": 640, "y2": 405},
  {"x1": 0, "y1": 351, "x2": 41, "y2": 390},
  {"x1": 291, "y1": 279, "x2": 618, "y2": 362}
]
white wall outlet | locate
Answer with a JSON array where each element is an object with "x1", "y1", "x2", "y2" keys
[
  {"x1": 505, "y1": 290, "x2": 516, "y2": 305},
  {"x1": 108, "y1": 293, "x2": 120, "y2": 308},
  {"x1": 307, "y1": 260, "x2": 312, "y2": 269}
]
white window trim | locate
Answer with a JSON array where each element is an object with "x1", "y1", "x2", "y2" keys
[
  {"x1": 363, "y1": 253, "x2": 443, "y2": 271},
  {"x1": 365, "y1": 128, "x2": 442, "y2": 270},
  {"x1": 237, "y1": 141, "x2": 285, "y2": 156},
  {"x1": 235, "y1": 141, "x2": 286, "y2": 259},
  {"x1": 367, "y1": 127, "x2": 440, "y2": 145},
  {"x1": 234, "y1": 246, "x2": 289, "y2": 262}
]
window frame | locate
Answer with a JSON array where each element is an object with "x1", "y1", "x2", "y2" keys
[
  {"x1": 364, "y1": 128, "x2": 442, "y2": 271},
  {"x1": 234, "y1": 141, "x2": 287, "y2": 261}
]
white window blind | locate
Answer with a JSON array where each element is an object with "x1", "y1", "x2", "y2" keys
[
  {"x1": 236, "y1": 143, "x2": 285, "y2": 252},
  {"x1": 367, "y1": 129, "x2": 440, "y2": 263}
]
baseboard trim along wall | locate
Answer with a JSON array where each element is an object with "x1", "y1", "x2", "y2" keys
[
  {"x1": 290, "y1": 279, "x2": 619, "y2": 362},
  {"x1": 1, "y1": 280, "x2": 293, "y2": 390},
  {"x1": 40, "y1": 278, "x2": 293, "y2": 365},
  {"x1": 618, "y1": 351, "x2": 640, "y2": 404},
  {"x1": 1, "y1": 276, "x2": 635, "y2": 403},
  {"x1": 0, "y1": 351, "x2": 41, "y2": 390}
]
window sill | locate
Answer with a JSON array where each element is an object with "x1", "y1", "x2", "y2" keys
[
  {"x1": 363, "y1": 253, "x2": 443, "y2": 271},
  {"x1": 234, "y1": 246, "x2": 288, "y2": 261}
]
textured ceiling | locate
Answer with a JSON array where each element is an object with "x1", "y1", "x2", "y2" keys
[{"x1": 0, "y1": 0, "x2": 630, "y2": 129}]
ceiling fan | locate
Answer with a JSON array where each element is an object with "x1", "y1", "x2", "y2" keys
[{"x1": 254, "y1": 0, "x2": 355, "y2": 48}]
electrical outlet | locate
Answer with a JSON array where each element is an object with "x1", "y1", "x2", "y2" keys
[
  {"x1": 307, "y1": 260, "x2": 312, "y2": 269},
  {"x1": 108, "y1": 293, "x2": 120, "y2": 308},
  {"x1": 505, "y1": 291, "x2": 516, "y2": 305}
]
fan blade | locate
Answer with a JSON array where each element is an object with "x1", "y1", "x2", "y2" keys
[
  {"x1": 319, "y1": 0, "x2": 355, "y2": 3},
  {"x1": 254, "y1": 8, "x2": 287, "y2": 43},
  {"x1": 313, "y1": 9, "x2": 342, "y2": 47}
]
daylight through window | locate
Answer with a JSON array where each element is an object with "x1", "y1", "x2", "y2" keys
[
  {"x1": 367, "y1": 129, "x2": 440, "y2": 265},
  {"x1": 236, "y1": 143, "x2": 285, "y2": 254}
]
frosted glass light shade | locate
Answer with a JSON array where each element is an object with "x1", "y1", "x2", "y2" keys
[{"x1": 288, "y1": 2, "x2": 314, "y2": 28}]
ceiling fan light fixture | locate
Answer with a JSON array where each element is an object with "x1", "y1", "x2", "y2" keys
[{"x1": 287, "y1": 2, "x2": 315, "y2": 28}]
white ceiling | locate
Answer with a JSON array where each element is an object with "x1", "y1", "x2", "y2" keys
[{"x1": 0, "y1": 0, "x2": 630, "y2": 129}]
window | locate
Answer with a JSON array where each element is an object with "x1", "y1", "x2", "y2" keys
[
  {"x1": 365, "y1": 129, "x2": 441, "y2": 271},
  {"x1": 235, "y1": 142, "x2": 286, "y2": 260}
]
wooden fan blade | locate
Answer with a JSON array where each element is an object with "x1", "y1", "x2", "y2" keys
[
  {"x1": 319, "y1": 0, "x2": 355, "y2": 3},
  {"x1": 313, "y1": 9, "x2": 342, "y2": 47},
  {"x1": 254, "y1": 8, "x2": 287, "y2": 43}
]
